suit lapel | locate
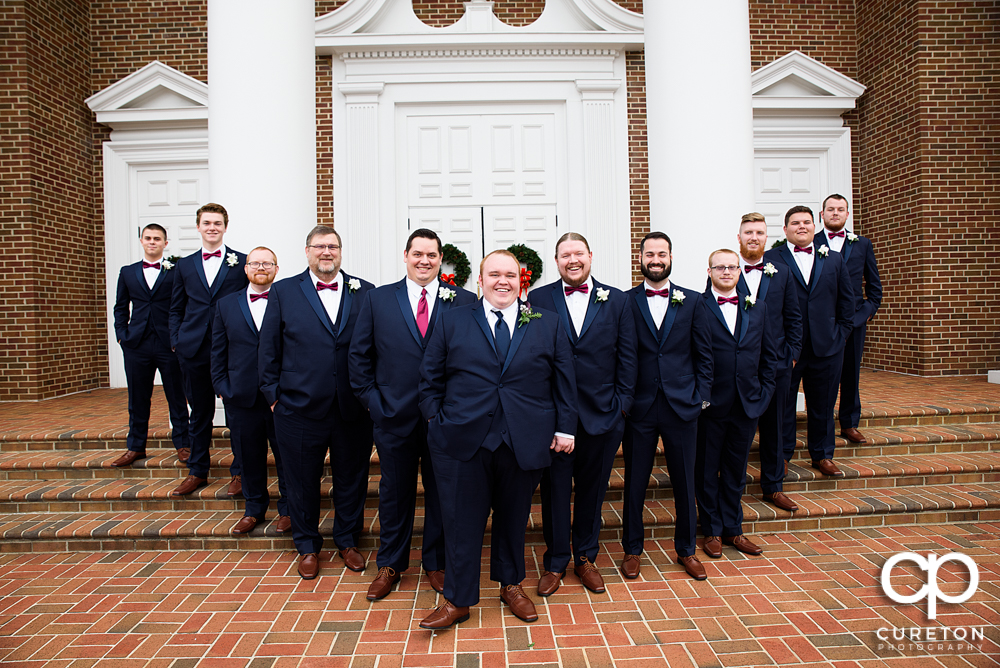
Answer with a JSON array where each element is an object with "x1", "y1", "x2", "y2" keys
[
  {"x1": 659, "y1": 297, "x2": 679, "y2": 349},
  {"x1": 335, "y1": 273, "x2": 354, "y2": 340},
  {"x1": 238, "y1": 293, "x2": 258, "y2": 337},
  {"x1": 193, "y1": 251, "x2": 210, "y2": 293},
  {"x1": 549, "y1": 284, "x2": 576, "y2": 343},
  {"x1": 298, "y1": 272, "x2": 336, "y2": 337},
  {"x1": 394, "y1": 280, "x2": 423, "y2": 347},
  {"x1": 633, "y1": 289, "x2": 659, "y2": 340},
  {"x1": 758, "y1": 272, "x2": 771, "y2": 300},
  {"x1": 780, "y1": 245, "x2": 808, "y2": 289},
  {"x1": 472, "y1": 302, "x2": 497, "y2": 356},
  {"x1": 810, "y1": 252, "x2": 826, "y2": 293},
  {"x1": 149, "y1": 267, "x2": 167, "y2": 295},
  {"x1": 134, "y1": 263, "x2": 152, "y2": 296},
  {"x1": 843, "y1": 236, "x2": 855, "y2": 262},
  {"x1": 578, "y1": 281, "x2": 603, "y2": 340},
  {"x1": 210, "y1": 247, "x2": 232, "y2": 298},
  {"x1": 502, "y1": 303, "x2": 529, "y2": 376},
  {"x1": 707, "y1": 295, "x2": 730, "y2": 335},
  {"x1": 738, "y1": 303, "x2": 750, "y2": 343}
]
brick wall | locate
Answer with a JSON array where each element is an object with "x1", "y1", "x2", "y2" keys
[{"x1": 626, "y1": 50, "x2": 647, "y2": 285}]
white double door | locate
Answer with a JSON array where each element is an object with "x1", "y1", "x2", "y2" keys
[{"x1": 754, "y1": 154, "x2": 827, "y2": 239}]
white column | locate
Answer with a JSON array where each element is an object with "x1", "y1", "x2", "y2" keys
[
  {"x1": 207, "y1": 0, "x2": 316, "y2": 275},
  {"x1": 644, "y1": 1, "x2": 755, "y2": 286}
]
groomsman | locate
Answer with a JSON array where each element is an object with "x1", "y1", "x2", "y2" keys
[
  {"x1": 417, "y1": 250, "x2": 576, "y2": 628},
  {"x1": 529, "y1": 233, "x2": 637, "y2": 596},
  {"x1": 623, "y1": 232, "x2": 713, "y2": 581},
  {"x1": 736, "y1": 213, "x2": 803, "y2": 513},
  {"x1": 111, "y1": 224, "x2": 190, "y2": 467},
  {"x1": 816, "y1": 195, "x2": 882, "y2": 444},
  {"x1": 259, "y1": 226, "x2": 374, "y2": 580},
  {"x1": 211, "y1": 247, "x2": 291, "y2": 535},
  {"x1": 169, "y1": 203, "x2": 248, "y2": 496},
  {"x1": 696, "y1": 250, "x2": 779, "y2": 558},
  {"x1": 349, "y1": 229, "x2": 476, "y2": 601},
  {"x1": 763, "y1": 206, "x2": 854, "y2": 477}
]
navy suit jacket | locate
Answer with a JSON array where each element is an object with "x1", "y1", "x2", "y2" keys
[
  {"x1": 259, "y1": 269, "x2": 374, "y2": 421},
  {"x1": 626, "y1": 283, "x2": 714, "y2": 423},
  {"x1": 815, "y1": 231, "x2": 882, "y2": 329},
  {"x1": 349, "y1": 279, "x2": 476, "y2": 437},
  {"x1": 700, "y1": 291, "x2": 779, "y2": 420},
  {"x1": 211, "y1": 290, "x2": 267, "y2": 408},
  {"x1": 763, "y1": 245, "x2": 854, "y2": 357},
  {"x1": 736, "y1": 260, "x2": 803, "y2": 371},
  {"x1": 169, "y1": 247, "x2": 248, "y2": 358},
  {"x1": 419, "y1": 300, "x2": 577, "y2": 471},
  {"x1": 528, "y1": 279, "x2": 638, "y2": 436},
  {"x1": 114, "y1": 261, "x2": 174, "y2": 348}
]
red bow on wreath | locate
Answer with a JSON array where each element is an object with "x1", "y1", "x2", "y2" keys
[
  {"x1": 440, "y1": 273, "x2": 456, "y2": 286},
  {"x1": 519, "y1": 268, "x2": 532, "y2": 298}
]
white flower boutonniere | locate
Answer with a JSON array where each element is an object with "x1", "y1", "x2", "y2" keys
[
  {"x1": 744, "y1": 295, "x2": 756, "y2": 310},
  {"x1": 518, "y1": 303, "x2": 542, "y2": 328},
  {"x1": 817, "y1": 245, "x2": 830, "y2": 257},
  {"x1": 671, "y1": 290, "x2": 685, "y2": 306},
  {"x1": 161, "y1": 259, "x2": 174, "y2": 270},
  {"x1": 348, "y1": 278, "x2": 361, "y2": 293},
  {"x1": 595, "y1": 287, "x2": 610, "y2": 303},
  {"x1": 847, "y1": 232, "x2": 859, "y2": 243},
  {"x1": 764, "y1": 262, "x2": 777, "y2": 277},
  {"x1": 226, "y1": 252, "x2": 239, "y2": 267},
  {"x1": 438, "y1": 286, "x2": 456, "y2": 302}
]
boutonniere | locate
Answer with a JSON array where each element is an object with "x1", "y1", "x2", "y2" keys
[
  {"x1": 744, "y1": 295, "x2": 756, "y2": 310},
  {"x1": 518, "y1": 303, "x2": 542, "y2": 328},
  {"x1": 671, "y1": 290, "x2": 685, "y2": 306},
  {"x1": 438, "y1": 286, "x2": 456, "y2": 302},
  {"x1": 348, "y1": 278, "x2": 361, "y2": 293},
  {"x1": 817, "y1": 245, "x2": 829, "y2": 257},
  {"x1": 846, "y1": 232, "x2": 859, "y2": 243},
  {"x1": 226, "y1": 252, "x2": 239, "y2": 267},
  {"x1": 595, "y1": 287, "x2": 610, "y2": 303},
  {"x1": 764, "y1": 262, "x2": 777, "y2": 277},
  {"x1": 161, "y1": 258, "x2": 175, "y2": 270}
]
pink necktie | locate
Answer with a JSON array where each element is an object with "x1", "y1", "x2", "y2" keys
[{"x1": 416, "y1": 288, "x2": 428, "y2": 337}]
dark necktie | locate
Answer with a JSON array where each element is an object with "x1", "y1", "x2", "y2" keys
[
  {"x1": 744, "y1": 264, "x2": 763, "y2": 273},
  {"x1": 828, "y1": 230, "x2": 846, "y2": 238},
  {"x1": 203, "y1": 250, "x2": 221, "y2": 260},
  {"x1": 142, "y1": 261, "x2": 160, "y2": 270},
  {"x1": 645, "y1": 288, "x2": 670, "y2": 297},
  {"x1": 794, "y1": 246, "x2": 812, "y2": 254},
  {"x1": 492, "y1": 310, "x2": 510, "y2": 362},
  {"x1": 564, "y1": 285, "x2": 588, "y2": 296},
  {"x1": 717, "y1": 296, "x2": 738, "y2": 305},
  {"x1": 316, "y1": 282, "x2": 338, "y2": 291},
  {"x1": 416, "y1": 288, "x2": 429, "y2": 337},
  {"x1": 250, "y1": 291, "x2": 268, "y2": 302}
]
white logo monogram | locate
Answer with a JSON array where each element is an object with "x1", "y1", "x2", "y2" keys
[{"x1": 880, "y1": 552, "x2": 979, "y2": 619}]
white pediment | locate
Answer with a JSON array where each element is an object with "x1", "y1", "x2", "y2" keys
[
  {"x1": 752, "y1": 51, "x2": 866, "y2": 115},
  {"x1": 86, "y1": 61, "x2": 208, "y2": 133}
]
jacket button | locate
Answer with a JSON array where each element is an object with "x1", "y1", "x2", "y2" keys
[
  {"x1": 488, "y1": 412, "x2": 494, "y2": 417},
  {"x1": 499, "y1": 383, "x2": 504, "y2": 388}
]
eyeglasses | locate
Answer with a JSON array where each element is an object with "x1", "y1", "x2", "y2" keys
[
  {"x1": 308, "y1": 244, "x2": 340, "y2": 252},
  {"x1": 247, "y1": 262, "x2": 275, "y2": 269},
  {"x1": 711, "y1": 265, "x2": 739, "y2": 273}
]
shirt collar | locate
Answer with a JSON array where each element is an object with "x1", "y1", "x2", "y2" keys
[
  {"x1": 310, "y1": 270, "x2": 342, "y2": 287},
  {"x1": 484, "y1": 298, "x2": 518, "y2": 319},
  {"x1": 712, "y1": 286, "x2": 737, "y2": 301},
  {"x1": 643, "y1": 280, "x2": 671, "y2": 294},
  {"x1": 406, "y1": 276, "x2": 438, "y2": 297},
  {"x1": 561, "y1": 276, "x2": 593, "y2": 294},
  {"x1": 740, "y1": 255, "x2": 763, "y2": 268}
]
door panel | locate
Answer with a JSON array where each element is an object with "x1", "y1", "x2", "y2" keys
[{"x1": 754, "y1": 155, "x2": 824, "y2": 239}]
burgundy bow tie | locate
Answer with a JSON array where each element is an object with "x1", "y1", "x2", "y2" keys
[
  {"x1": 744, "y1": 264, "x2": 763, "y2": 273},
  {"x1": 142, "y1": 261, "x2": 160, "y2": 270},
  {"x1": 828, "y1": 230, "x2": 846, "y2": 239},
  {"x1": 316, "y1": 281, "x2": 338, "y2": 292},
  {"x1": 203, "y1": 250, "x2": 222, "y2": 260},
  {"x1": 645, "y1": 288, "x2": 670, "y2": 298},
  {"x1": 250, "y1": 291, "x2": 268, "y2": 302},
  {"x1": 564, "y1": 285, "x2": 589, "y2": 296},
  {"x1": 717, "y1": 296, "x2": 738, "y2": 305},
  {"x1": 793, "y1": 245, "x2": 813, "y2": 254}
]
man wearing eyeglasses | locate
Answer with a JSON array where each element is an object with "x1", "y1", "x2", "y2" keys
[
  {"x1": 259, "y1": 226, "x2": 375, "y2": 580},
  {"x1": 696, "y1": 250, "x2": 778, "y2": 560},
  {"x1": 211, "y1": 247, "x2": 291, "y2": 536}
]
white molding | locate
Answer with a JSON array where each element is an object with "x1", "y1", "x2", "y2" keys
[
  {"x1": 752, "y1": 50, "x2": 866, "y2": 116},
  {"x1": 86, "y1": 61, "x2": 208, "y2": 134},
  {"x1": 315, "y1": 0, "x2": 392, "y2": 35},
  {"x1": 569, "y1": 0, "x2": 643, "y2": 32}
]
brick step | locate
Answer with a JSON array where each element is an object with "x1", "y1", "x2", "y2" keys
[{"x1": 3, "y1": 481, "x2": 998, "y2": 554}]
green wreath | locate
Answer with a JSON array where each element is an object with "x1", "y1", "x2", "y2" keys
[
  {"x1": 507, "y1": 244, "x2": 543, "y2": 289},
  {"x1": 439, "y1": 243, "x2": 471, "y2": 288}
]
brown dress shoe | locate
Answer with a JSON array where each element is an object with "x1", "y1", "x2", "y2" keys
[
  {"x1": 574, "y1": 557, "x2": 605, "y2": 593},
  {"x1": 419, "y1": 600, "x2": 470, "y2": 629},
  {"x1": 341, "y1": 547, "x2": 366, "y2": 572},
  {"x1": 812, "y1": 458, "x2": 844, "y2": 477},
  {"x1": 275, "y1": 515, "x2": 292, "y2": 533},
  {"x1": 366, "y1": 566, "x2": 401, "y2": 600},
  {"x1": 702, "y1": 536, "x2": 722, "y2": 559},
  {"x1": 176, "y1": 448, "x2": 190, "y2": 463},
  {"x1": 112, "y1": 450, "x2": 145, "y2": 467},
  {"x1": 425, "y1": 569, "x2": 445, "y2": 594},
  {"x1": 537, "y1": 571, "x2": 564, "y2": 597},
  {"x1": 231, "y1": 516, "x2": 258, "y2": 535},
  {"x1": 620, "y1": 554, "x2": 641, "y2": 579},
  {"x1": 171, "y1": 475, "x2": 208, "y2": 496},
  {"x1": 724, "y1": 535, "x2": 763, "y2": 556},
  {"x1": 500, "y1": 584, "x2": 538, "y2": 622},
  {"x1": 677, "y1": 554, "x2": 707, "y2": 580},
  {"x1": 763, "y1": 491, "x2": 799, "y2": 512},
  {"x1": 297, "y1": 553, "x2": 319, "y2": 580},
  {"x1": 842, "y1": 427, "x2": 867, "y2": 443},
  {"x1": 226, "y1": 475, "x2": 242, "y2": 497}
]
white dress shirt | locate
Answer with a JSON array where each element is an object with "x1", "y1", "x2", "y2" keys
[
  {"x1": 739, "y1": 255, "x2": 763, "y2": 298},
  {"x1": 644, "y1": 280, "x2": 671, "y2": 328},
  {"x1": 247, "y1": 286, "x2": 269, "y2": 331},
  {"x1": 407, "y1": 277, "x2": 438, "y2": 321},
  {"x1": 561, "y1": 277, "x2": 593, "y2": 336},
  {"x1": 142, "y1": 258, "x2": 161, "y2": 290},
  {"x1": 712, "y1": 287, "x2": 738, "y2": 336},
  {"x1": 824, "y1": 230, "x2": 846, "y2": 253},
  {"x1": 310, "y1": 271, "x2": 343, "y2": 326},
  {"x1": 484, "y1": 299, "x2": 517, "y2": 339},
  {"x1": 202, "y1": 246, "x2": 223, "y2": 287},
  {"x1": 787, "y1": 241, "x2": 814, "y2": 285}
]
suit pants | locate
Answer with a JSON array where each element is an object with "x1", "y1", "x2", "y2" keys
[
  {"x1": 789, "y1": 344, "x2": 845, "y2": 462},
  {"x1": 122, "y1": 332, "x2": 190, "y2": 453},
  {"x1": 622, "y1": 392, "x2": 698, "y2": 558},
  {"x1": 757, "y1": 363, "x2": 792, "y2": 495},
  {"x1": 540, "y1": 423, "x2": 623, "y2": 573},
  {"x1": 695, "y1": 400, "x2": 756, "y2": 537},
  {"x1": 226, "y1": 394, "x2": 289, "y2": 520},
  {"x1": 273, "y1": 401, "x2": 373, "y2": 555},
  {"x1": 838, "y1": 323, "x2": 867, "y2": 431},
  {"x1": 177, "y1": 338, "x2": 240, "y2": 479},
  {"x1": 373, "y1": 421, "x2": 445, "y2": 573},
  {"x1": 431, "y1": 441, "x2": 543, "y2": 608}
]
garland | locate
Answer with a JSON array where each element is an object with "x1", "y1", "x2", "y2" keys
[
  {"x1": 506, "y1": 244, "x2": 543, "y2": 292},
  {"x1": 439, "y1": 243, "x2": 471, "y2": 288}
]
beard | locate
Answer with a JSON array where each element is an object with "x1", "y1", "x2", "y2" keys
[
  {"x1": 740, "y1": 239, "x2": 765, "y2": 263},
  {"x1": 641, "y1": 260, "x2": 671, "y2": 283}
]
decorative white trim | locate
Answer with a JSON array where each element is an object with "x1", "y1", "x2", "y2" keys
[
  {"x1": 86, "y1": 61, "x2": 208, "y2": 133},
  {"x1": 340, "y1": 47, "x2": 622, "y2": 60},
  {"x1": 315, "y1": 0, "x2": 393, "y2": 36},
  {"x1": 752, "y1": 50, "x2": 866, "y2": 116},
  {"x1": 569, "y1": 0, "x2": 643, "y2": 32}
]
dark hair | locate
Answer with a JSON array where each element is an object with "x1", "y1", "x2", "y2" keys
[
  {"x1": 640, "y1": 231, "x2": 672, "y2": 255},
  {"x1": 306, "y1": 225, "x2": 342, "y2": 247},
  {"x1": 555, "y1": 232, "x2": 591, "y2": 256},
  {"x1": 821, "y1": 194, "x2": 849, "y2": 211},
  {"x1": 196, "y1": 202, "x2": 229, "y2": 227},
  {"x1": 783, "y1": 205, "x2": 813, "y2": 227},
  {"x1": 406, "y1": 228, "x2": 442, "y2": 254},
  {"x1": 141, "y1": 223, "x2": 167, "y2": 239}
]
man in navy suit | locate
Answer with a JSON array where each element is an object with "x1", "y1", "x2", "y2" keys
[
  {"x1": 763, "y1": 206, "x2": 854, "y2": 477},
  {"x1": 349, "y1": 229, "x2": 476, "y2": 601},
  {"x1": 111, "y1": 223, "x2": 190, "y2": 467},
  {"x1": 816, "y1": 195, "x2": 882, "y2": 444},
  {"x1": 528, "y1": 233, "x2": 637, "y2": 596},
  {"x1": 622, "y1": 232, "x2": 713, "y2": 581},
  {"x1": 259, "y1": 225, "x2": 374, "y2": 580},
  {"x1": 169, "y1": 203, "x2": 248, "y2": 497},
  {"x1": 417, "y1": 250, "x2": 576, "y2": 629},
  {"x1": 211, "y1": 246, "x2": 291, "y2": 536},
  {"x1": 697, "y1": 249, "x2": 779, "y2": 559},
  {"x1": 736, "y1": 213, "x2": 803, "y2": 513}
]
